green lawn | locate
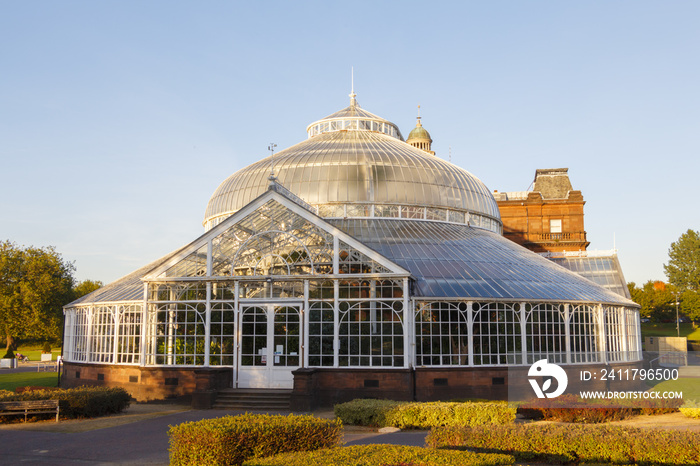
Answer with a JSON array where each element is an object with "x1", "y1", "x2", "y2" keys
[
  {"x1": 0, "y1": 372, "x2": 59, "y2": 392},
  {"x1": 640, "y1": 323, "x2": 700, "y2": 341},
  {"x1": 648, "y1": 378, "x2": 700, "y2": 404},
  {"x1": 10, "y1": 343, "x2": 60, "y2": 362}
]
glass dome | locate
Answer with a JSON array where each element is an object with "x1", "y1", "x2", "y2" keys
[{"x1": 204, "y1": 98, "x2": 502, "y2": 232}]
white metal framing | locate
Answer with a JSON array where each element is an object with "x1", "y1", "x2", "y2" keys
[{"x1": 62, "y1": 190, "x2": 641, "y2": 372}]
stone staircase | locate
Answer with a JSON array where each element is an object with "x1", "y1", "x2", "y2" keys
[{"x1": 212, "y1": 388, "x2": 292, "y2": 411}]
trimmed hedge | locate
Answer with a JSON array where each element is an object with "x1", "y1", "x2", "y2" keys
[
  {"x1": 334, "y1": 399, "x2": 403, "y2": 426},
  {"x1": 680, "y1": 400, "x2": 700, "y2": 419},
  {"x1": 518, "y1": 394, "x2": 681, "y2": 423},
  {"x1": 169, "y1": 413, "x2": 342, "y2": 466},
  {"x1": 0, "y1": 386, "x2": 130, "y2": 421},
  {"x1": 681, "y1": 407, "x2": 700, "y2": 419},
  {"x1": 334, "y1": 399, "x2": 515, "y2": 429},
  {"x1": 426, "y1": 423, "x2": 700, "y2": 465},
  {"x1": 242, "y1": 445, "x2": 514, "y2": 466}
]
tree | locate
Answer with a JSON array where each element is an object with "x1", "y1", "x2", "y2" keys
[
  {"x1": 0, "y1": 241, "x2": 75, "y2": 350},
  {"x1": 627, "y1": 280, "x2": 676, "y2": 322},
  {"x1": 681, "y1": 290, "x2": 700, "y2": 323},
  {"x1": 72, "y1": 279, "x2": 103, "y2": 300},
  {"x1": 664, "y1": 229, "x2": 700, "y2": 292}
]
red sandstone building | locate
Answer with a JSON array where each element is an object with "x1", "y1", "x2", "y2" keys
[
  {"x1": 495, "y1": 168, "x2": 630, "y2": 299},
  {"x1": 494, "y1": 168, "x2": 589, "y2": 254}
]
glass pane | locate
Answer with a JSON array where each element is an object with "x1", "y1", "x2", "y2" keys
[{"x1": 273, "y1": 306, "x2": 300, "y2": 366}]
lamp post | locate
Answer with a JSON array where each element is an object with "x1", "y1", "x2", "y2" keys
[{"x1": 674, "y1": 291, "x2": 680, "y2": 338}]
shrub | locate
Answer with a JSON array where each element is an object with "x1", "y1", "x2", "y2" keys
[
  {"x1": 426, "y1": 423, "x2": 700, "y2": 465},
  {"x1": 334, "y1": 399, "x2": 515, "y2": 429},
  {"x1": 334, "y1": 399, "x2": 403, "y2": 427},
  {"x1": 518, "y1": 394, "x2": 680, "y2": 423},
  {"x1": 42, "y1": 342, "x2": 52, "y2": 354},
  {"x1": 242, "y1": 445, "x2": 514, "y2": 466},
  {"x1": 680, "y1": 400, "x2": 700, "y2": 419},
  {"x1": 169, "y1": 413, "x2": 342, "y2": 466},
  {"x1": 16, "y1": 386, "x2": 60, "y2": 394},
  {"x1": 2, "y1": 349, "x2": 14, "y2": 359},
  {"x1": 0, "y1": 386, "x2": 131, "y2": 421}
]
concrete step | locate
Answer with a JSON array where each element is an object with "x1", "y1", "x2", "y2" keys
[{"x1": 213, "y1": 389, "x2": 292, "y2": 410}]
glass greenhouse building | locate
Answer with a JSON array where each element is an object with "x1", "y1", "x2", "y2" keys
[{"x1": 62, "y1": 95, "x2": 642, "y2": 407}]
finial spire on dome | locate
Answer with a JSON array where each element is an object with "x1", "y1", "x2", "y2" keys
[
  {"x1": 416, "y1": 104, "x2": 422, "y2": 127},
  {"x1": 349, "y1": 67, "x2": 357, "y2": 107},
  {"x1": 268, "y1": 143, "x2": 277, "y2": 180}
]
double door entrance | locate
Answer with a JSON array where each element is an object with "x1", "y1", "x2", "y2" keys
[{"x1": 237, "y1": 303, "x2": 301, "y2": 389}]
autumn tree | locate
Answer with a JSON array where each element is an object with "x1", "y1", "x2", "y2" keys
[{"x1": 0, "y1": 241, "x2": 75, "y2": 350}]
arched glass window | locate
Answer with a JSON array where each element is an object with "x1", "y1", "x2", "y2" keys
[
  {"x1": 415, "y1": 301, "x2": 469, "y2": 366},
  {"x1": 472, "y1": 302, "x2": 522, "y2": 365}
]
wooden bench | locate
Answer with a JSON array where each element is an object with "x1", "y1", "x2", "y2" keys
[{"x1": 0, "y1": 400, "x2": 59, "y2": 422}]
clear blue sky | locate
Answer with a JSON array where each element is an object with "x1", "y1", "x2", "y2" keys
[{"x1": 1, "y1": 1, "x2": 698, "y2": 286}]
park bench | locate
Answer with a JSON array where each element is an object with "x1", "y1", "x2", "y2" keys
[
  {"x1": 0, "y1": 399, "x2": 59, "y2": 422},
  {"x1": 37, "y1": 362, "x2": 57, "y2": 372}
]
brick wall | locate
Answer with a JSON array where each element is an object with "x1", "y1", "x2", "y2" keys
[{"x1": 61, "y1": 362, "x2": 232, "y2": 402}]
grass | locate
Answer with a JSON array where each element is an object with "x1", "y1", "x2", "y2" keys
[
  {"x1": 8, "y1": 343, "x2": 60, "y2": 362},
  {"x1": 640, "y1": 323, "x2": 700, "y2": 340},
  {"x1": 0, "y1": 371, "x2": 59, "y2": 392},
  {"x1": 648, "y1": 378, "x2": 700, "y2": 404}
]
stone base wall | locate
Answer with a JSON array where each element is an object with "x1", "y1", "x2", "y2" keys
[
  {"x1": 291, "y1": 361, "x2": 646, "y2": 410},
  {"x1": 291, "y1": 368, "x2": 414, "y2": 411},
  {"x1": 414, "y1": 367, "x2": 509, "y2": 401},
  {"x1": 61, "y1": 362, "x2": 232, "y2": 402},
  {"x1": 61, "y1": 361, "x2": 644, "y2": 408}
]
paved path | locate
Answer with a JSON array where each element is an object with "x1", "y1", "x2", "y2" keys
[
  {"x1": 0, "y1": 405, "x2": 422, "y2": 465},
  {"x1": 1, "y1": 398, "x2": 697, "y2": 465}
]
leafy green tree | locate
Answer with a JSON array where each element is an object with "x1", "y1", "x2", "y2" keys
[
  {"x1": 628, "y1": 280, "x2": 677, "y2": 322},
  {"x1": 681, "y1": 290, "x2": 700, "y2": 323},
  {"x1": 0, "y1": 241, "x2": 75, "y2": 350},
  {"x1": 664, "y1": 229, "x2": 700, "y2": 292},
  {"x1": 72, "y1": 279, "x2": 103, "y2": 300}
]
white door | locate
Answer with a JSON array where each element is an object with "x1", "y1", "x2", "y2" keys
[{"x1": 237, "y1": 303, "x2": 301, "y2": 389}]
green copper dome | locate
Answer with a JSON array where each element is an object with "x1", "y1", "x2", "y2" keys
[{"x1": 407, "y1": 124, "x2": 432, "y2": 142}]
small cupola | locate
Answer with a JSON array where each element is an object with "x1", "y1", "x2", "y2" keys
[{"x1": 406, "y1": 105, "x2": 435, "y2": 155}]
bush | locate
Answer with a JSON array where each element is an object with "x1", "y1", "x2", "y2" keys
[
  {"x1": 518, "y1": 394, "x2": 680, "y2": 423},
  {"x1": 16, "y1": 386, "x2": 60, "y2": 394},
  {"x1": 0, "y1": 386, "x2": 131, "y2": 421},
  {"x1": 334, "y1": 399, "x2": 404, "y2": 427},
  {"x1": 680, "y1": 400, "x2": 700, "y2": 419},
  {"x1": 2, "y1": 349, "x2": 14, "y2": 359},
  {"x1": 426, "y1": 423, "x2": 700, "y2": 465},
  {"x1": 242, "y1": 445, "x2": 514, "y2": 466},
  {"x1": 334, "y1": 399, "x2": 515, "y2": 429},
  {"x1": 42, "y1": 342, "x2": 52, "y2": 354},
  {"x1": 169, "y1": 413, "x2": 342, "y2": 466}
]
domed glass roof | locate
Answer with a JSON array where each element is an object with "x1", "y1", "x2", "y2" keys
[{"x1": 204, "y1": 98, "x2": 501, "y2": 232}]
